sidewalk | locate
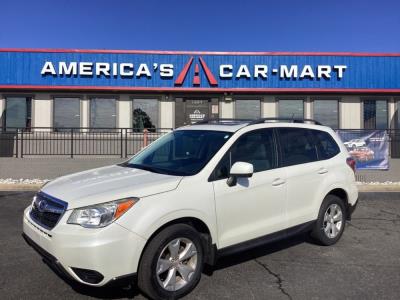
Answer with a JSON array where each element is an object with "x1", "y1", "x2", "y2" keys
[
  {"x1": 0, "y1": 157, "x2": 400, "y2": 191},
  {"x1": 0, "y1": 157, "x2": 125, "y2": 180}
]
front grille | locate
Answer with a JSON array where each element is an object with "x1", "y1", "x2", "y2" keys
[{"x1": 30, "y1": 192, "x2": 68, "y2": 230}]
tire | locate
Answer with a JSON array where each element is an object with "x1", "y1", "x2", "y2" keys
[
  {"x1": 311, "y1": 195, "x2": 346, "y2": 246},
  {"x1": 138, "y1": 224, "x2": 204, "y2": 300}
]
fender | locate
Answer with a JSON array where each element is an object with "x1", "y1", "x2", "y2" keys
[
  {"x1": 313, "y1": 182, "x2": 351, "y2": 219},
  {"x1": 142, "y1": 209, "x2": 218, "y2": 246}
]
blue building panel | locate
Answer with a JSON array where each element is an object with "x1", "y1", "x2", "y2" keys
[{"x1": 0, "y1": 50, "x2": 399, "y2": 91}]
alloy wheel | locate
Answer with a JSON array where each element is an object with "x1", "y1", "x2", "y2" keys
[
  {"x1": 156, "y1": 238, "x2": 198, "y2": 291},
  {"x1": 323, "y1": 204, "x2": 343, "y2": 239}
]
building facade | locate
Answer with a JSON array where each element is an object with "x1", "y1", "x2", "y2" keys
[{"x1": 0, "y1": 49, "x2": 399, "y2": 131}]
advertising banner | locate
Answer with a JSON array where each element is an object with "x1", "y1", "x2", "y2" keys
[{"x1": 336, "y1": 130, "x2": 389, "y2": 170}]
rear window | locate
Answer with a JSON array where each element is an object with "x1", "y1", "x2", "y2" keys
[{"x1": 310, "y1": 129, "x2": 340, "y2": 160}]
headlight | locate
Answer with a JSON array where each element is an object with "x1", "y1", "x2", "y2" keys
[{"x1": 67, "y1": 198, "x2": 138, "y2": 228}]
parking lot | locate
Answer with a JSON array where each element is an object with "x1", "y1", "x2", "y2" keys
[{"x1": 0, "y1": 191, "x2": 399, "y2": 299}]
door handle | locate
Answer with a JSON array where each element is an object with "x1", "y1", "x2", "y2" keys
[
  {"x1": 317, "y1": 168, "x2": 328, "y2": 175},
  {"x1": 272, "y1": 178, "x2": 286, "y2": 186}
]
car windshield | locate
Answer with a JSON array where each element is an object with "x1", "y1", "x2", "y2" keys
[{"x1": 123, "y1": 130, "x2": 233, "y2": 176}]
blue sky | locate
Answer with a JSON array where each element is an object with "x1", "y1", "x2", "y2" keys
[{"x1": 1, "y1": 0, "x2": 399, "y2": 52}]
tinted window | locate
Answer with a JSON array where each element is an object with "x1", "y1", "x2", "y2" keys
[
  {"x1": 279, "y1": 100, "x2": 304, "y2": 119},
  {"x1": 90, "y1": 98, "x2": 116, "y2": 129},
  {"x1": 54, "y1": 98, "x2": 80, "y2": 129},
  {"x1": 278, "y1": 128, "x2": 318, "y2": 166},
  {"x1": 212, "y1": 129, "x2": 276, "y2": 180},
  {"x1": 235, "y1": 99, "x2": 261, "y2": 119},
  {"x1": 133, "y1": 99, "x2": 158, "y2": 130},
  {"x1": 5, "y1": 97, "x2": 31, "y2": 130},
  {"x1": 364, "y1": 100, "x2": 388, "y2": 129},
  {"x1": 310, "y1": 130, "x2": 340, "y2": 160},
  {"x1": 313, "y1": 100, "x2": 339, "y2": 129}
]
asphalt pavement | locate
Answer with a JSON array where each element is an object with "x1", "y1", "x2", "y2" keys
[{"x1": 0, "y1": 192, "x2": 399, "y2": 299}]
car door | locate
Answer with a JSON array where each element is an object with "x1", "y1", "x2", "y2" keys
[
  {"x1": 276, "y1": 127, "x2": 326, "y2": 227},
  {"x1": 211, "y1": 128, "x2": 287, "y2": 249}
]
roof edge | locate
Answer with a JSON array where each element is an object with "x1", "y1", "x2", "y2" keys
[{"x1": 0, "y1": 48, "x2": 400, "y2": 56}]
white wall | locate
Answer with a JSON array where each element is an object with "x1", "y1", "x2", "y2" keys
[
  {"x1": 0, "y1": 97, "x2": 5, "y2": 127},
  {"x1": 118, "y1": 95, "x2": 131, "y2": 128},
  {"x1": 81, "y1": 98, "x2": 89, "y2": 128},
  {"x1": 262, "y1": 96, "x2": 277, "y2": 118},
  {"x1": 32, "y1": 93, "x2": 52, "y2": 130},
  {"x1": 220, "y1": 98, "x2": 234, "y2": 118},
  {"x1": 340, "y1": 96, "x2": 361, "y2": 129},
  {"x1": 160, "y1": 95, "x2": 174, "y2": 129},
  {"x1": 388, "y1": 98, "x2": 396, "y2": 128},
  {"x1": 304, "y1": 97, "x2": 312, "y2": 119}
]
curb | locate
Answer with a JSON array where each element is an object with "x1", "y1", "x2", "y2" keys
[
  {"x1": 0, "y1": 184, "x2": 43, "y2": 191},
  {"x1": 357, "y1": 185, "x2": 400, "y2": 192}
]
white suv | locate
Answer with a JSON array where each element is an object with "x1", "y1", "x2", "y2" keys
[{"x1": 23, "y1": 119, "x2": 358, "y2": 299}]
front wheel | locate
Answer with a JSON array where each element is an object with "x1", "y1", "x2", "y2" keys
[
  {"x1": 311, "y1": 195, "x2": 346, "y2": 246},
  {"x1": 138, "y1": 224, "x2": 204, "y2": 300}
]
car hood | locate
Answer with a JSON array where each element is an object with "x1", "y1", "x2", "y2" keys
[{"x1": 41, "y1": 165, "x2": 183, "y2": 209}]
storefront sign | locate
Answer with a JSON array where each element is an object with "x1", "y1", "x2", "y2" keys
[
  {"x1": 336, "y1": 130, "x2": 389, "y2": 170},
  {"x1": 1, "y1": 49, "x2": 400, "y2": 91}
]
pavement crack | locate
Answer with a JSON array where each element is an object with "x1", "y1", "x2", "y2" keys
[{"x1": 254, "y1": 259, "x2": 292, "y2": 300}]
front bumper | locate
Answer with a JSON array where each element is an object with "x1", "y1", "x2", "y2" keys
[{"x1": 23, "y1": 206, "x2": 146, "y2": 286}]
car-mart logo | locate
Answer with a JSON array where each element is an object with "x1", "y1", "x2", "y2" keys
[{"x1": 174, "y1": 57, "x2": 218, "y2": 87}]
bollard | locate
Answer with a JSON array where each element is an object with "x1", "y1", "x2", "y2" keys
[{"x1": 143, "y1": 129, "x2": 148, "y2": 148}]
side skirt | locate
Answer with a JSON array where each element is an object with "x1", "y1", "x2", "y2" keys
[{"x1": 216, "y1": 221, "x2": 316, "y2": 259}]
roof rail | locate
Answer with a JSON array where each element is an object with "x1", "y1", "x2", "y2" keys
[
  {"x1": 249, "y1": 118, "x2": 323, "y2": 126},
  {"x1": 194, "y1": 118, "x2": 253, "y2": 125},
  {"x1": 192, "y1": 118, "x2": 323, "y2": 126}
]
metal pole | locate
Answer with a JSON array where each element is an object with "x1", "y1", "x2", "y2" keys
[
  {"x1": 15, "y1": 129, "x2": 19, "y2": 158},
  {"x1": 120, "y1": 128, "x2": 123, "y2": 158},
  {"x1": 21, "y1": 129, "x2": 24, "y2": 158},
  {"x1": 71, "y1": 128, "x2": 74, "y2": 158},
  {"x1": 125, "y1": 129, "x2": 128, "y2": 158}
]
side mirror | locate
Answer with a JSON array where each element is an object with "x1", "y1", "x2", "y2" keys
[{"x1": 226, "y1": 162, "x2": 254, "y2": 187}]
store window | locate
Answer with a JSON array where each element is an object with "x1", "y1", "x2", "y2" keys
[
  {"x1": 278, "y1": 100, "x2": 304, "y2": 119},
  {"x1": 363, "y1": 100, "x2": 388, "y2": 129},
  {"x1": 90, "y1": 98, "x2": 116, "y2": 129},
  {"x1": 313, "y1": 100, "x2": 339, "y2": 129},
  {"x1": 132, "y1": 99, "x2": 159, "y2": 130},
  {"x1": 235, "y1": 99, "x2": 261, "y2": 119},
  {"x1": 54, "y1": 98, "x2": 80, "y2": 129},
  {"x1": 5, "y1": 97, "x2": 32, "y2": 130}
]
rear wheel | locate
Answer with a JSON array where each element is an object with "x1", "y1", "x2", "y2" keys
[
  {"x1": 311, "y1": 195, "x2": 346, "y2": 246},
  {"x1": 138, "y1": 224, "x2": 204, "y2": 299}
]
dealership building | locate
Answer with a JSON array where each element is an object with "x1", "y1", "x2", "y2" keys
[{"x1": 0, "y1": 49, "x2": 399, "y2": 133}]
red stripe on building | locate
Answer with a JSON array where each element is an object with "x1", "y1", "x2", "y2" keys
[
  {"x1": 174, "y1": 57, "x2": 194, "y2": 86},
  {"x1": 199, "y1": 57, "x2": 218, "y2": 86}
]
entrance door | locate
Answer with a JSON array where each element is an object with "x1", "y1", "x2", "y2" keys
[
  {"x1": 185, "y1": 100, "x2": 209, "y2": 125},
  {"x1": 175, "y1": 98, "x2": 219, "y2": 127}
]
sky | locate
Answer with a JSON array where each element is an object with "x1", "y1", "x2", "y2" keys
[{"x1": 1, "y1": 0, "x2": 399, "y2": 52}]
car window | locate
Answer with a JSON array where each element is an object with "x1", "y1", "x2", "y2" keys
[
  {"x1": 212, "y1": 129, "x2": 276, "y2": 180},
  {"x1": 277, "y1": 128, "x2": 318, "y2": 167},
  {"x1": 126, "y1": 130, "x2": 232, "y2": 176},
  {"x1": 310, "y1": 129, "x2": 340, "y2": 160}
]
